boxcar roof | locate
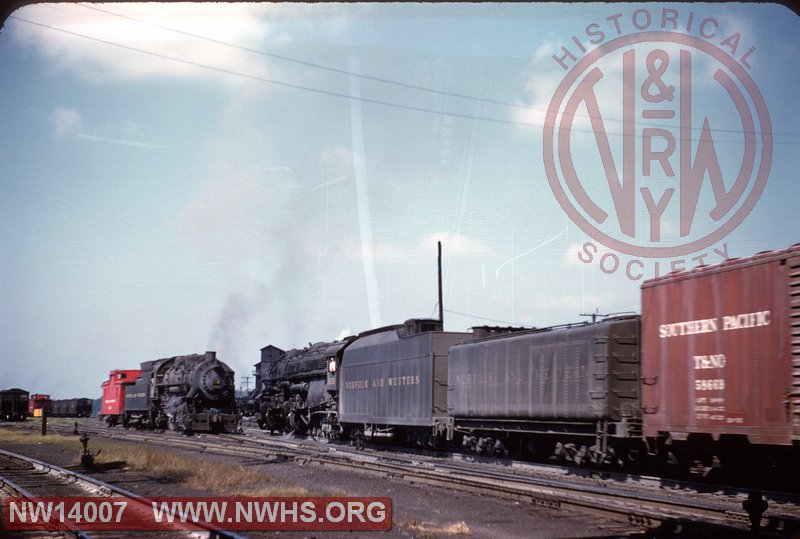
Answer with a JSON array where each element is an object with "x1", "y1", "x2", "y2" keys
[{"x1": 642, "y1": 243, "x2": 800, "y2": 288}]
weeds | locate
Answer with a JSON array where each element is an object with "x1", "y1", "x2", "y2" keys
[{"x1": 0, "y1": 427, "x2": 308, "y2": 496}]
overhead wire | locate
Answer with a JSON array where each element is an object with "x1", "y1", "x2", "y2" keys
[
  {"x1": 8, "y1": 14, "x2": 536, "y2": 129},
  {"x1": 443, "y1": 309, "x2": 533, "y2": 328},
  {"x1": 8, "y1": 9, "x2": 797, "y2": 143},
  {"x1": 77, "y1": 3, "x2": 799, "y2": 140}
]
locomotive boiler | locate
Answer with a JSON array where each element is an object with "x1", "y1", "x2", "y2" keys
[
  {"x1": 102, "y1": 351, "x2": 239, "y2": 433},
  {"x1": 256, "y1": 339, "x2": 353, "y2": 436}
]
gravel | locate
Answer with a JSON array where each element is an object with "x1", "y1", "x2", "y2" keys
[{"x1": 0, "y1": 427, "x2": 646, "y2": 538}]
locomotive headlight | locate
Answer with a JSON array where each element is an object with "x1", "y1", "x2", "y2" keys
[{"x1": 327, "y1": 357, "x2": 336, "y2": 374}]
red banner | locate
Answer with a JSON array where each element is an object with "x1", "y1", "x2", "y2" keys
[{"x1": 2, "y1": 496, "x2": 391, "y2": 531}]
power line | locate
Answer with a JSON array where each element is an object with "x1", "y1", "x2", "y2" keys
[
  {"x1": 76, "y1": 3, "x2": 800, "y2": 140},
  {"x1": 78, "y1": 4, "x2": 530, "y2": 112},
  {"x1": 9, "y1": 14, "x2": 797, "y2": 144},
  {"x1": 443, "y1": 308, "x2": 533, "y2": 328},
  {"x1": 8, "y1": 14, "x2": 532, "y2": 129}
]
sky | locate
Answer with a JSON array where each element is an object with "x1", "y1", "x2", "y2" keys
[{"x1": 0, "y1": 2, "x2": 798, "y2": 398}]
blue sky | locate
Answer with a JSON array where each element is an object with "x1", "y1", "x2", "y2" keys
[{"x1": 1, "y1": 3, "x2": 798, "y2": 398}]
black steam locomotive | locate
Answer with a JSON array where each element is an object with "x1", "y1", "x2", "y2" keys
[
  {"x1": 102, "y1": 352, "x2": 239, "y2": 434},
  {"x1": 255, "y1": 339, "x2": 353, "y2": 437}
]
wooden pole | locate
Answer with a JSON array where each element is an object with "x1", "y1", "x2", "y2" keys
[{"x1": 438, "y1": 241, "x2": 444, "y2": 324}]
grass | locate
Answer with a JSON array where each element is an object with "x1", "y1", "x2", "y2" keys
[
  {"x1": 400, "y1": 519, "x2": 472, "y2": 537},
  {"x1": 0, "y1": 426, "x2": 309, "y2": 496},
  {"x1": 0, "y1": 426, "x2": 83, "y2": 451}
]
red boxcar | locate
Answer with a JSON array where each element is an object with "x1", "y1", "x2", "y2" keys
[
  {"x1": 641, "y1": 244, "x2": 800, "y2": 448},
  {"x1": 101, "y1": 370, "x2": 141, "y2": 420}
]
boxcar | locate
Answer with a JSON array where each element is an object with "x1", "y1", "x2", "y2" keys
[
  {"x1": 1, "y1": 388, "x2": 29, "y2": 421},
  {"x1": 641, "y1": 245, "x2": 800, "y2": 459},
  {"x1": 448, "y1": 316, "x2": 641, "y2": 461},
  {"x1": 339, "y1": 319, "x2": 471, "y2": 444}
]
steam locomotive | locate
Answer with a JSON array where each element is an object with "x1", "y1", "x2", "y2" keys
[
  {"x1": 101, "y1": 351, "x2": 239, "y2": 434},
  {"x1": 255, "y1": 339, "x2": 353, "y2": 437},
  {"x1": 254, "y1": 245, "x2": 800, "y2": 475}
]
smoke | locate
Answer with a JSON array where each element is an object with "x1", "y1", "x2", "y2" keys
[
  {"x1": 336, "y1": 326, "x2": 351, "y2": 341},
  {"x1": 208, "y1": 285, "x2": 270, "y2": 361}
]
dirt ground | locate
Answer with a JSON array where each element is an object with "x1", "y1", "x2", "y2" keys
[{"x1": 0, "y1": 425, "x2": 647, "y2": 539}]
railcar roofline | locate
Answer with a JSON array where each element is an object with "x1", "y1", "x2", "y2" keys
[{"x1": 643, "y1": 243, "x2": 800, "y2": 286}]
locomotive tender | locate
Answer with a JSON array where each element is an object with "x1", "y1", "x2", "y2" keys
[
  {"x1": 340, "y1": 319, "x2": 471, "y2": 447},
  {"x1": 101, "y1": 351, "x2": 239, "y2": 434},
  {"x1": 448, "y1": 316, "x2": 641, "y2": 463},
  {"x1": 254, "y1": 244, "x2": 799, "y2": 473}
]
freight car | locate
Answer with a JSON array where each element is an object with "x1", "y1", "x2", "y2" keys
[
  {"x1": 101, "y1": 352, "x2": 239, "y2": 433},
  {"x1": 0, "y1": 388, "x2": 29, "y2": 421},
  {"x1": 641, "y1": 245, "x2": 800, "y2": 474},
  {"x1": 28, "y1": 394, "x2": 51, "y2": 417},
  {"x1": 50, "y1": 398, "x2": 93, "y2": 418}
]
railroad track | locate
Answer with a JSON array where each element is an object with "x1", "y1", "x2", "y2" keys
[
  {"x1": 12, "y1": 421, "x2": 800, "y2": 538},
  {"x1": 0, "y1": 447, "x2": 248, "y2": 539}
]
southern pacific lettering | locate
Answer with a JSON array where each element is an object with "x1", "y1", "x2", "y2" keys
[
  {"x1": 722, "y1": 311, "x2": 770, "y2": 331},
  {"x1": 658, "y1": 310, "x2": 770, "y2": 338}
]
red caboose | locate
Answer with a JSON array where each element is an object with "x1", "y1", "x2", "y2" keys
[
  {"x1": 27, "y1": 394, "x2": 51, "y2": 417},
  {"x1": 101, "y1": 370, "x2": 141, "y2": 426},
  {"x1": 642, "y1": 244, "x2": 800, "y2": 471}
]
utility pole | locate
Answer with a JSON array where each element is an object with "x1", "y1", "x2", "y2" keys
[
  {"x1": 438, "y1": 241, "x2": 444, "y2": 324},
  {"x1": 579, "y1": 308, "x2": 606, "y2": 324}
]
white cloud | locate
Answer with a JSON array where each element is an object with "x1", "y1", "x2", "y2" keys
[
  {"x1": 325, "y1": 237, "x2": 406, "y2": 262},
  {"x1": 51, "y1": 107, "x2": 82, "y2": 139},
  {"x1": 12, "y1": 3, "x2": 282, "y2": 84},
  {"x1": 419, "y1": 231, "x2": 489, "y2": 256},
  {"x1": 562, "y1": 242, "x2": 587, "y2": 265}
]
